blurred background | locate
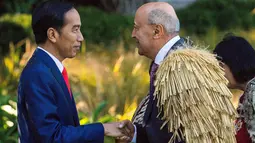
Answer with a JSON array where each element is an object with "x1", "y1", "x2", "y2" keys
[{"x1": 0, "y1": 0, "x2": 254, "y2": 142}]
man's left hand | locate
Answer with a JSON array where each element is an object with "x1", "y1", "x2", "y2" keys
[{"x1": 117, "y1": 120, "x2": 135, "y2": 142}]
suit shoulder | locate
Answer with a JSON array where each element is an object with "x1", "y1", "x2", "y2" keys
[
  {"x1": 22, "y1": 56, "x2": 50, "y2": 73},
  {"x1": 20, "y1": 58, "x2": 52, "y2": 84}
]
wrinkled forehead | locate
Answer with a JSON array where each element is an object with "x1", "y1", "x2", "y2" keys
[{"x1": 134, "y1": 7, "x2": 149, "y2": 25}]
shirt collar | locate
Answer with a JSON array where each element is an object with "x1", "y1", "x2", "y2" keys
[
  {"x1": 37, "y1": 47, "x2": 64, "y2": 73},
  {"x1": 154, "y1": 35, "x2": 180, "y2": 65}
]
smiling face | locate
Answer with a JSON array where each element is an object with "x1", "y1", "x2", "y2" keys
[
  {"x1": 55, "y1": 8, "x2": 84, "y2": 60},
  {"x1": 131, "y1": 8, "x2": 154, "y2": 58}
]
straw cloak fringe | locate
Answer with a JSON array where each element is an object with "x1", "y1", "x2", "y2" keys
[{"x1": 154, "y1": 47, "x2": 237, "y2": 143}]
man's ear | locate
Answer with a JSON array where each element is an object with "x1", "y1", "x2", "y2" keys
[
  {"x1": 47, "y1": 28, "x2": 59, "y2": 43},
  {"x1": 153, "y1": 24, "x2": 164, "y2": 39}
]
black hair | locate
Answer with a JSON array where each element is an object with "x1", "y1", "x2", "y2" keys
[
  {"x1": 32, "y1": 0, "x2": 73, "y2": 44},
  {"x1": 214, "y1": 34, "x2": 255, "y2": 83}
]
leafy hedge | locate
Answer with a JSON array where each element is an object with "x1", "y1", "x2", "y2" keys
[
  {"x1": 0, "y1": 7, "x2": 135, "y2": 52},
  {"x1": 0, "y1": 14, "x2": 32, "y2": 33},
  {"x1": 77, "y1": 6, "x2": 134, "y2": 48},
  {"x1": 1, "y1": 0, "x2": 255, "y2": 53},
  {"x1": 0, "y1": 22, "x2": 28, "y2": 57},
  {"x1": 177, "y1": 0, "x2": 255, "y2": 34},
  {"x1": 0, "y1": 14, "x2": 32, "y2": 57}
]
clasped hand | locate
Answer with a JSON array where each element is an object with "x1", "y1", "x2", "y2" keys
[{"x1": 103, "y1": 120, "x2": 134, "y2": 142}]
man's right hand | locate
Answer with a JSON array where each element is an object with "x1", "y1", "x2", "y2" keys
[{"x1": 103, "y1": 120, "x2": 134, "y2": 142}]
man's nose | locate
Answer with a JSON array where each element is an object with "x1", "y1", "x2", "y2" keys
[
  {"x1": 77, "y1": 33, "x2": 84, "y2": 41},
  {"x1": 131, "y1": 29, "x2": 136, "y2": 38}
]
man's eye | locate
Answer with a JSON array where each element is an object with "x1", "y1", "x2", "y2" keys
[{"x1": 73, "y1": 28, "x2": 79, "y2": 32}]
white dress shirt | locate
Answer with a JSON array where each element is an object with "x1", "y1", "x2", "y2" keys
[
  {"x1": 154, "y1": 35, "x2": 180, "y2": 65},
  {"x1": 37, "y1": 47, "x2": 64, "y2": 73},
  {"x1": 131, "y1": 35, "x2": 180, "y2": 143}
]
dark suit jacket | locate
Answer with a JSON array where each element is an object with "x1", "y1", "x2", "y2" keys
[
  {"x1": 17, "y1": 48, "x2": 104, "y2": 143},
  {"x1": 132, "y1": 38, "x2": 186, "y2": 143}
]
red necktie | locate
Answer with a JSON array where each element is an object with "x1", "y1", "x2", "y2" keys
[{"x1": 62, "y1": 67, "x2": 72, "y2": 98}]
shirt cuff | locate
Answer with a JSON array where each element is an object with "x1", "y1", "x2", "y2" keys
[{"x1": 131, "y1": 124, "x2": 137, "y2": 143}]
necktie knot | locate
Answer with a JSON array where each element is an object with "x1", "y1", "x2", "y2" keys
[
  {"x1": 150, "y1": 62, "x2": 159, "y2": 77},
  {"x1": 149, "y1": 62, "x2": 158, "y2": 96},
  {"x1": 62, "y1": 67, "x2": 68, "y2": 77}
]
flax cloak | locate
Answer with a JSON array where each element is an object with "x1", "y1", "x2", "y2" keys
[{"x1": 153, "y1": 45, "x2": 237, "y2": 143}]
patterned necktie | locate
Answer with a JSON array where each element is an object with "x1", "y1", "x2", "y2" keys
[
  {"x1": 62, "y1": 67, "x2": 72, "y2": 99},
  {"x1": 149, "y1": 62, "x2": 159, "y2": 96},
  {"x1": 143, "y1": 62, "x2": 159, "y2": 123}
]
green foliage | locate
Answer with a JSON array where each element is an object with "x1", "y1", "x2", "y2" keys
[
  {"x1": 0, "y1": 42, "x2": 27, "y2": 143},
  {"x1": 0, "y1": 22, "x2": 27, "y2": 57},
  {"x1": 79, "y1": 101, "x2": 117, "y2": 143},
  {"x1": 183, "y1": 27, "x2": 255, "y2": 51},
  {"x1": 0, "y1": 2, "x2": 255, "y2": 142},
  {"x1": 0, "y1": 90, "x2": 18, "y2": 143},
  {"x1": 177, "y1": 0, "x2": 255, "y2": 34},
  {"x1": 1, "y1": 42, "x2": 25, "y2": 91},
  {"x1": 0, "y1": 7, "x2": 135, "y2": 51},
  {"x1": 3, "y1": 0, "x2": 38, "y2": 14},
  {"x1": 79, "y1": 101, "x2": 115, "y2": 124},
  {"x1": 0, "y1": 14, "x2": 32, "y2": 57},
  {"x1": 92, "y1": 101, "x2": 108, "y2": 122},
  {"x1": 77, "y1": 6, "x2": 135, "y2": 50},
  {"x1": 66, "y1": 45, "x2": 149, "y2": 116},
  {"x1": 0, "y1": 14, "x2": 32, "y2": 30}
]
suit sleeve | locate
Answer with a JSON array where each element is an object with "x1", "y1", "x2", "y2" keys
[{"x1": 23, "y1": 70, "x2": 104, "y2": 143}]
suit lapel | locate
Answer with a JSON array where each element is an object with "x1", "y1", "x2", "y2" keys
[
  {"x1": 33, "y1": 49, "x2": 74, "y2": 109},
  {"x1": 71, "y1": 94, "x2": 80, "y2": 126}
]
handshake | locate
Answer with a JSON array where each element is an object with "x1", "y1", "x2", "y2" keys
[{"x1": 103, "y1": 120, "x2": 135, "y2": 143}]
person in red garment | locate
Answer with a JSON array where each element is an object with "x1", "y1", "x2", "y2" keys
[{"x1": 214, "y1": 34, "x2": 255, "y2": 143}]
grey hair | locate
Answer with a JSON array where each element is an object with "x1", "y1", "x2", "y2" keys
[{"x1": 148, "y1": 9, "x2": 180, "y2": 34}]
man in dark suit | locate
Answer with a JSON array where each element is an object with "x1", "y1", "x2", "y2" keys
[
  {"x1": 17, "y1": 1, "x2": 134, "y2": 143},
  {"x1": 127, "y1": 2, "x2": 185, "y2": 143},
  {"x1": 116, "y1": 2, "x2": 236, "y2": 143}
]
